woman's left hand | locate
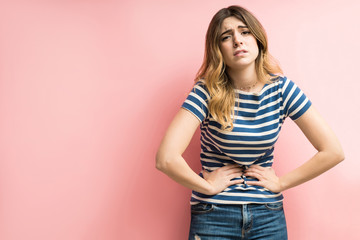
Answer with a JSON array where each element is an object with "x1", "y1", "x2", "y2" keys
[{"x1": 244, "y1": 165, "x2": 283, "y2": 193}]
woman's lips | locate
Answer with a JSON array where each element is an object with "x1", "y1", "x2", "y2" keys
[{"x1": 234, "y1": 50, "x2": 248, "y2": 56}]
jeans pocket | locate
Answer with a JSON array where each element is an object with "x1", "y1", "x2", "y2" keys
[
  {"x1": 191, "y1": 203, "x2": 215, "y2": 214},
  {"x1": 265, "y1": 201, "x2": 283, "y2": 210}
]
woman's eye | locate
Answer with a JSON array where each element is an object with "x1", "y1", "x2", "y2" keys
[
  {"x1": 242, "y1": 31, "x2": 251, "y2": 35},
  {"x1": 221, "y1": 36, "x2": 231, "y2": 41}
]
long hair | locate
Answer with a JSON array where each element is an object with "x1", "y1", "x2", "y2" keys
[{"x1": 195, "y1": 5, "x2": 283, "y2": 131}]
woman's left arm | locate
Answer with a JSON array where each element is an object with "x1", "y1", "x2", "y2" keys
[{"x1": 245, "y1": 105, "x2": 345, "y2": 192}]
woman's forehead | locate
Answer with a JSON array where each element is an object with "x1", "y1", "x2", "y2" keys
[{"x1": 221, "y1": 17, "x2": 247, "y2": 31}]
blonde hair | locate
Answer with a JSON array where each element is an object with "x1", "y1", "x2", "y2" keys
[{"x1": 195, "y1": 5, "x2": 283, "y2": 130}]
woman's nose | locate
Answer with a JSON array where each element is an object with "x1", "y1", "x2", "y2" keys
[{"x1": 233, "y1": 34, "x2": 243, "y2": 48}]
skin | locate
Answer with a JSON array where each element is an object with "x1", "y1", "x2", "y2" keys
[
  {"x1": 156, "y1": 17, "x2": 344, "y2": 196},
  {"x1": 219, "y1": 16, "x2": 261, "y2": 92}
]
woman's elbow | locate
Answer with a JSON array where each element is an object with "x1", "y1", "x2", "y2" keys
[
  {"x1": 156, "y1": 148, "x2": 181, "y2": 173},
  {"x1": 155, "y1": 150, "x2": 165, "y2": 171},
  {"x1": 330, "y1": 146, "x2": 345, "y2": 164},
  {"x1": 155, "y1": 149, "x2": 171, "y2": 172},
  {"x1": 335, "y1": 149, "x2": 345, "y2": 163}
]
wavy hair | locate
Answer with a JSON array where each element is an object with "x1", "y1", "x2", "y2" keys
[{"x1": 195, "y1": 5, "x2": 283, "y2": 131}]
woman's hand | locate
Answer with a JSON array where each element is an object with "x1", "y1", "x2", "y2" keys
[
  {"x1": 202, "y1": 164, "x2": 244, "y2": 195},
  {"x1": 244, "y1": 165, "x2": 283, "y2": 193}
]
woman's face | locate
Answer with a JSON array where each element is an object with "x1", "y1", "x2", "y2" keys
[{"x1": 219, "y1": 16, "x2": 259, "y2": 71}]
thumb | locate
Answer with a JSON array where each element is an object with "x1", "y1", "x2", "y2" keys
[{"x1": 201, "y1": 168, "x2": 209, "y2": 176}]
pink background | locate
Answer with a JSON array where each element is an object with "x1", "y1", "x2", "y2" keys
[{"x1": 1, "y1": 0, "x2": 359, "y2": 239}]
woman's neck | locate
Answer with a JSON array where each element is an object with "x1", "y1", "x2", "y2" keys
[{"x1": 226, "y1": 66, "x2": 258, "y2": 90}]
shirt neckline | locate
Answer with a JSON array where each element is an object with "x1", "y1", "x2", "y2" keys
[{"x1": 234, "y1": 83, "x2": 268, "y2": 95}]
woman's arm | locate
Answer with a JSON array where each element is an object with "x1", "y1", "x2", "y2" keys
[
  {"x1": 244, "y1": 105, "x2": 345, "y2": 192},
  {"x1": 156, "y1": 108, "x2": 243, "y2": 195}
]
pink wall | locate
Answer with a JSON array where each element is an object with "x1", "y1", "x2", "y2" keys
[{"x1": 1, "y1": 0, "x2": 359, "y2": 239}]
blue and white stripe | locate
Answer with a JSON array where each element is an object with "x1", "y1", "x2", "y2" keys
[{"x1": 181, "y1": 75, "x2": 312, "y2": 205}]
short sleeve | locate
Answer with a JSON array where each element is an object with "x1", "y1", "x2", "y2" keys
[
  {"x1": 181, "y1": 80, "x2": 210, "y2": 122},
  {"x1": 282, "y1": 77, "x2": 312, "y2": 121}
]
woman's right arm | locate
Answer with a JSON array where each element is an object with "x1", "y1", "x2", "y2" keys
[{"x1": 156, "y1": 108, "x2": 243, "y2": 195}]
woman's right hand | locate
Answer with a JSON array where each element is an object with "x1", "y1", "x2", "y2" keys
[{"x1": 202, "y1": 164, "x2": 244, "y2": 195}]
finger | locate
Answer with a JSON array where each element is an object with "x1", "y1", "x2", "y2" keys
[
  {"x1": 246, "y1": 180, "x2": 263, "y2": 187},
  {"x1": 228, "y1": 179, "x2": 244, "y2": 186},
  {"x1": 226, "y1": 168, "x2": 243, "y2": 175},
  {"x1": 228, "y1": 172, "x2": 243, "y2": 180},
  {"x1": 244, "y1": 171, "x2": 263, "y2": 180},
  {"x1": 245, "y1": 168, "x2": 262, "y2": 176},
  {"x1": 201, "y1": 169, "x2": 210, "y2": 176}
]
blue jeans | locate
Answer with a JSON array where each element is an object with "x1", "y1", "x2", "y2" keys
[{"x1": 188, "y1": 202, "x2": 287, "y2": 240}]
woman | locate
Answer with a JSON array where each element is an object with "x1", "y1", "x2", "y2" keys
[{"x1": 156, "y1": 5, "x2": 344, "y2": 240}]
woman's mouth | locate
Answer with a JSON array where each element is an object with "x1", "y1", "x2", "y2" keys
[{"x1": 234, "y1": 50, "x2": 248, "y2": 56}]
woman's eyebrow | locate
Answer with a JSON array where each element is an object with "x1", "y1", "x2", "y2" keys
[{"x1": 220, "y1": 25, "x2": 248, "y2": 37}]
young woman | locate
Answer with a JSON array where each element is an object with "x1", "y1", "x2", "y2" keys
[{"x1": 156, "y1": 5, "x2": 344, "y2": 240}]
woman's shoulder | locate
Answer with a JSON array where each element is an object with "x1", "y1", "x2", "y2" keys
[
  {"x1": 189, "y1": 78, "x2": 211, "y2": 99},
  {"x1": 269, "y1": 73, "x2": 287, "y2": 82},
  {"x1": 195, "y1": 78, "x2": 206, "y2": 86},
  {"x1": 193, "y1": 78, "x2": 210, "y2": 92},
  {"x1": 268, "y1": 74, "x2": 292, "y2": 88}
]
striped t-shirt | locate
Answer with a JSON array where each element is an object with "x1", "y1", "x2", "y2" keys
[{"x1": 181, "y1": 75, "x2": 312, "y2": 205}]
